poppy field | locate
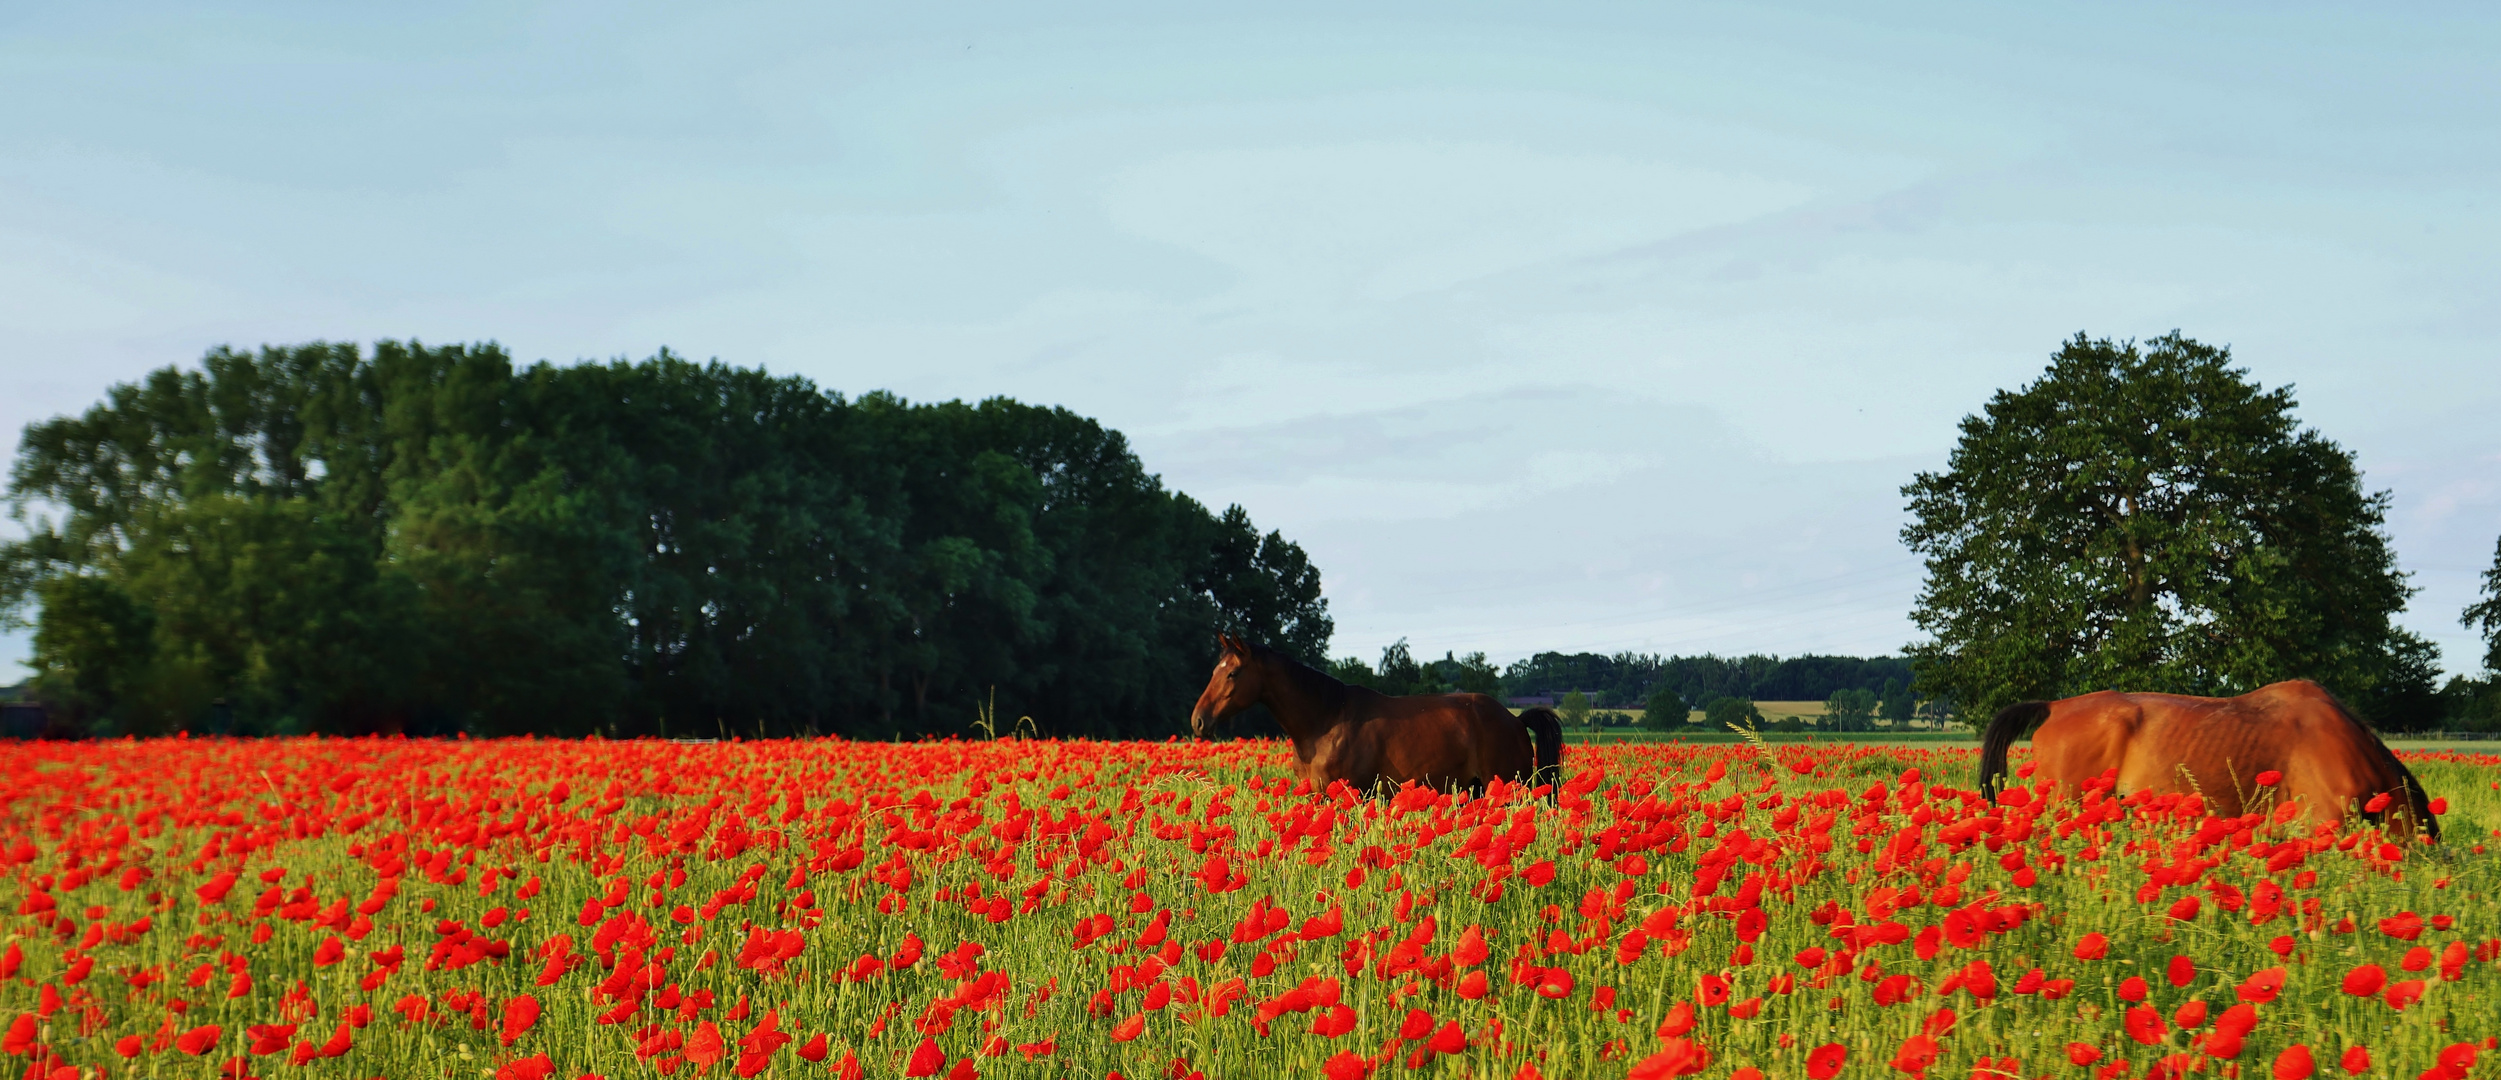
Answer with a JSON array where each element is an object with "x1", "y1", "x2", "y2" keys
[{"x1": 3, "y1": 736, "x2": 2500, "y2": 1080}]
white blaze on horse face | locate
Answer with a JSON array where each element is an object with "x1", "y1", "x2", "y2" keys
[{"x1": 1217, "y1": 653, "x2": 1247, "y2": 712}]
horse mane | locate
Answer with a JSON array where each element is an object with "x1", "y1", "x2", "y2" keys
[
  {"x1": 2313, "y1": 686, "x2": 2441, "y2": 841},
  {"x1": 1237, "y1": 640, "x2": 1353, "y2": 711}
]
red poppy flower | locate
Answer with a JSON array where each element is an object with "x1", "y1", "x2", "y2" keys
[
  {"x1": 2125, "y1": 1006, "x2": 2168, "y2": 1046},
  {"x1": 686, "y1": 1022, "x2": 727, "y2": 1069},
  {"x1": 1629, "y1": 1037, "x2": 1712, "y2": 1079},
  {"x1": 1310, "y1": 1004, "x2": 1356, "y2": 1038},
  {"x1": 496, "y1": 1054, "x2": 555, "y2": 1080},
  {"x1": 907, "y1": 1037, "x2": 947, "y2": 1077},
  {"x1": 1922, "y1": 1007, "x2": 1957, "y2": 1038},
  {"x1": 2383, "y1": 980, "x2": 2424, "y2": 1011},
  {"x1": 1736, "y1": 907, "x2": 1767, "y2": 943},
  {"x1": 2118, "y1": 976, "x2": 2149, "y2": 1003},
  {"x1": 498, "y1": 994, "x2": 541, "y2": 1047},
  {"x1": 1808, "y1": 1043, "x2": 1848, "y2": 1079},
  {"x1": 1323, "y1": 1051, "x2": 1371, "y2": 1080},
  {"x1": 1657, "y1": 1002, "x2": 1695, "y2": 1037},
  {"x1": 2173, "y1": 1000, "x2": 2208, "y2": 1031},
  {"x1": 2166, "y1": 955, "x2": 2195, "y2": 988},
  {"x1": 1696, "y1": 974, "x2": 1731, "y2": 1006},
  {"x1": 2338, "y1": 1046, "x2": 2370, "y2": 1074},
  {"x1": 1943, "y1": 910, "x2": 1983, "y2": 949},
  {"x1": 176, "y1": 1025, "x2": 223, "y2": 1056},
  {"x1": 2340, "y1": 964, "x2": 2387, "y2": 997},
  {"x1": 1536, "y1": 968, "x2": 1576, "y2": 999},
  {"x1": 2238, "y1": 967, "x2": 2287, "y2": 1004},
  {"x1": 1110, "y1": 1013, "x2": 1146, "y2": 1042},
  {"x1": 2067, "y1": 1043, "x2": 2103, "y2": 1066},
  {"x1": 1891, "y1": 1033, "x2": 1941, "y2": 1074},
  {"x1": 2272, "y1": 1045, "x2": 2314, "y2": 1080},
  {"x1": 2, "y1": 1016, "x2": 36, "y2": 1058}
]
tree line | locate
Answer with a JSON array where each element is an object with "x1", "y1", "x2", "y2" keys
[
  {"x1": 1318, "y1": 643, "x2": 1918, "y2": 716},
  {"x1": 0, "y1": 342, "x2": 1332, "y2": 740}
]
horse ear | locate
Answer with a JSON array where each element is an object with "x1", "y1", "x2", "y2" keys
[{"x1": 1216, "y1": 633, "x2": 1236, "y2": 654}]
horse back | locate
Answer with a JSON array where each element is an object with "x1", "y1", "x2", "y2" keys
[
  {"x1": 2058, "y1": 680, "x2": 2391, "y2": 821},
  {"x1": 1347, "y1": 691, "x2": 1536, "y2": 788}
]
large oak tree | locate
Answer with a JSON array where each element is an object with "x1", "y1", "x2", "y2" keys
[{"x1": 1901, "y1": 332, "x2": 2439, "y2": 728}]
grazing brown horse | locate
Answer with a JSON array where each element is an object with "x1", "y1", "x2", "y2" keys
[
  {"x1": 1978, "y1": 679, "x2": 2437, "y2": 839},
  {"x1": 1189, "y1": 634, "x2": 1562, "y2": 796}
]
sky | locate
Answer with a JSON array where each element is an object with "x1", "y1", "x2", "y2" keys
[{"x1": 3, "y1": 1, "x2": 2497, "y2": 684}]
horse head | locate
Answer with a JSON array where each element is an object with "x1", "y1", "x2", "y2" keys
[{"x1": 1190, "y1": 633, "x2": 1264, "y2": 737}]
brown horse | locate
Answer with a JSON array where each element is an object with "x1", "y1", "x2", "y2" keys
[
  {"x1": 1189, "y1": 634, "x2": 1561, "y2": 796},
  {"x1": 1977, "y1": 679, "x2": 2437, "y2": 839}
]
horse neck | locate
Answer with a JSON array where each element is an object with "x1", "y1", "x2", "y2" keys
[{"x1": 1257, "y1": 657, "x2": 1344, "y2": 748}]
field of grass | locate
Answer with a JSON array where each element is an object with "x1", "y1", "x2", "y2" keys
[{"x1": 3, "y1": 736, "x2": 2498, "y2": 1079}]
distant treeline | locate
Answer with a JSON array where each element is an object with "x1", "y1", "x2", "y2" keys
[
  {"x1": 0, "y1": 342, "x2": 1332, "y2": 740},
  {"x1": 1326, "y1": 644, "x2": 1923, "y2": 714},
  {"x1": 1501, "y1": 650, "x2": 1919, "y2": 711}
]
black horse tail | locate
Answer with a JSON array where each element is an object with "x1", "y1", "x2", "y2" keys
[
  {"x1": 1978, "y1": 701, "x2": 2050, "y2": 801},
  {"x1": 1519, "y1": 706, "x2": 1563, "y2": 795}
]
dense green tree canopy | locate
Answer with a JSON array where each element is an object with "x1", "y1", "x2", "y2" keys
[
  {"x1": 1824, "y1": 688, "x2": 1877, "y2": 731},
  {"x1": 1, "y1": 342, "x2": 1331, "y2": 739},
  {"x1": 1901, "y1": 332, "x2": 2437, "y2": 727},
  {"x1": 1558, "y1": 690, "x2": 1591, "y2": 727},
  {"x1": 1701, "y1": 696, "x2": 1763, "y2": 731},
  {"x1": 1641, "y1": 687, "x2": 1689, "y2": 730}
]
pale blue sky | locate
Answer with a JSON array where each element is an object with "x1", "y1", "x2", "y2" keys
[{"x1": 4, "y1": 2, "x2": 2497, "y2": 682}]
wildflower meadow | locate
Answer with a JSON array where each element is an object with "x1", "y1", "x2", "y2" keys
[{"x1": 3, "y1": 734, "x2": 2498, "y2": 1080}]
